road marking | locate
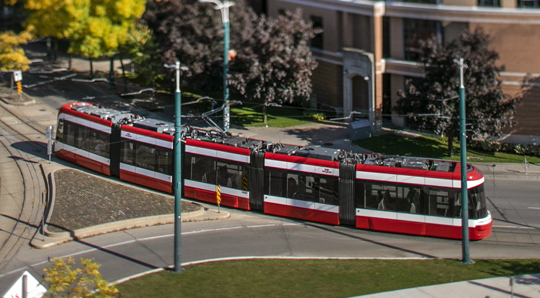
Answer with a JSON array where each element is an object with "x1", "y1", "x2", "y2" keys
[
  {"x1": 246, "y1": 224, "x2": 276, "y2": 228},
  {"x1": 182, "y1": 226, "x2": 244, "y2": 235},
  {"x1": 0, "y1": 224, "x2": 304, "y2": 279},
  {"x1": 527, "y1": 207, "x2": 540, "y2": 210}
]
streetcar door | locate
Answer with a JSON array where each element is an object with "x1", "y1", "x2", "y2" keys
[
  {"x1": 339, "y1": 162, "x2": 356, "y2": 225},
  {"x1": 109, "y1": 123, "x2": 122, "y2": 177},
  {"x1": 249, "y1": 150, "x2": 265, "y2": 211}
]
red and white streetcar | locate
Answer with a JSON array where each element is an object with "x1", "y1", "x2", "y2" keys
[{"x1": 55, "y1": 102, "x2": 492, "y2": 240}]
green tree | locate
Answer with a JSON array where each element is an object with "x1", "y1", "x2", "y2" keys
[
  {"x1": 143, "y1": 1, "x2": 318, "y2": 123},
  {"x1": 0, "y1": 30, "x2": 31, "y2": 71},
  {"x1": 68, "y1": 0, "x2": 146, "y2": 77},
  {"x1": 393, "y1": 28, "x2": 518, "y2": 156},
  {"x1": 118, "y1": 24, "x2": 162, "y2": 87},
  {"x1": 20, "y1": 0, "x2": 146, "y2": 75},
  {"x1": 228, "y1": 9, "x2": 319, "y2": 123},
  {"x1": 42, "y1": 256, "x2": 119, "y2": 297},
  {"x1": 23, "y1": 0, "x2": 90, "y2": 61}
]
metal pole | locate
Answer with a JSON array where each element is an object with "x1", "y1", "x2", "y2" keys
[
  {"x1": 223, "y1": 20, "x2": 230, "y2": 132},
  {"x1": 109, "y1": 56, "x2": 115, "y2": 89},
  {"x1": 455, "y1": 57, "x2": 472, "y2": 264},
  {"x1": 173, "y1": 61, "x2": 184, "y2": 273},
  {"x1": 42, "y1": 190, "x2": 45, "y2": 241}
]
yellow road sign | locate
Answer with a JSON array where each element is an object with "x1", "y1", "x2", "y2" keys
[
  {"x1": 216, "y1": 185, "x2": 221, "y2": 204},
  {"x1": 242, "y1": 176, "x2": 248, "y2": 190}
]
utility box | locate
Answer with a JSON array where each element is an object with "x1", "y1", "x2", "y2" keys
[{"x1": 349, "y1": 120, "x2": 371, "y2": 140}]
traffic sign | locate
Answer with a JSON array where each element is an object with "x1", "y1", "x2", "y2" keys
[
  {"x1": 45, "y1": 125, "x2": 54, "y2": 139},
  {"x1": 16, "y1": 81, "x2": 22, "y2": 94},
  {"x1": 216, "y1": 185, "x2": 221, "y2": 204},
  {"x1": 242, "y1": 176, "x2": 248, "y2": 190},
  {"x1": 13, "y1": 70, "x2": 22, "y2": 82}
]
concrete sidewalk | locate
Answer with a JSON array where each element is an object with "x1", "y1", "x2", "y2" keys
[{"x1": 357, "y1": 274, "x2": 540, "y2": 298}]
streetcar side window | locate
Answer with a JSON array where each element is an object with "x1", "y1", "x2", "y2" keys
[
  {"x1": 157, "y1": 148, "x2": 172, "y2": 175},
  {"x1": 76, "y1": 124, "x2": 87, "y2": 149},
  {"x1": 265, "y1": 169, "x2": 338, "y2": 205},
  {"x1": 185, "y1": 154, "x2": 216, "y2": 184},
  {"x1": 184, "y1": 154, "x2": 247, "y2": 190},
  {"x1": 316, "y1": 177, "x2": 338, "y2": 205},
  {"x1": 395, "y1": 186, "x2": 423, "y2": 214},
  {"x1": 216, "y1": 161, "x2": 245, "y2": 189},
  {"x1": 265, "y1": 168, "x2": 287, "y2": 197},
  {"x1": 89, "y1": 129, "x2": 109, "y2": 158},
  {"x1": 428, "y1": 190, "x2": 453, "y2": 217},
  {"x1": 121, "y1": 141, "x2": 135, "y2": 165},
  {"x1": 56, "y1": 119, "x2": 64, "y2": 142},
  {"x1": 356, "y1": 182, "x2": 395, "y2": 210},
  {"x1": 136, "y1": 144, "x2": 156, "y2": 171},
  {"x1": 286, "y1": 173, "x2": 299, "y2": 198},
  {"x1": 65, "y1": 121, "x2": 76, "y2": 147}
]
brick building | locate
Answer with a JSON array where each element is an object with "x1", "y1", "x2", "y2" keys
[{"x1": 249, "y1": 0, "x2": 540, "y2": 143}]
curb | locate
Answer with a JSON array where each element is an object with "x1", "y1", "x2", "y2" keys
[
  {"x1": 0, "y1": 89, "x2": 36, "y2": 106},
  {"x1": 30, "y1": 208, "x2": 230, "y2": 249},
  {"x1": 484, "y1": 174, "x2": 540, "y2": 181},
  {"x1": 30, "y1": 164, "x2": 231, "y2": 249}
]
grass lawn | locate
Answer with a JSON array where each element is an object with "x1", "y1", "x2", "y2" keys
[
  {"x1": 230, "y1": 105, "x2": 314, "y2": 128},
  {"x1": 116, "y1": 259, "x2": 540, "y2": 298},
  {"x1": 354, "y1": 134, "x2": 540, "y2": 163}
]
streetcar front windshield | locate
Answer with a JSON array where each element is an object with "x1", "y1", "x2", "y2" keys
[
  {"x1": 454, "y1": 185, "x2": 487, "y2": 219},
  {"x1": 469, "y1": 185, "x2": 487, "y2": 219}
]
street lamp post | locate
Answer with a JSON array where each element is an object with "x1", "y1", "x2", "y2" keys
[
  {"x1": 164, "y1": 61, "x2": 188, "y2": 273},
  {"x1": 454, "y1": 57, "x2": 472, "y2": 265},
  {"x1": 199, "y1": 0, "x2": 234, "y2": 132}
]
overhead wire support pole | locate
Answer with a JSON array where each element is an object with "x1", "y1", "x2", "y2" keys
[
  {"x1": 454, "y1": 57, "x2": 472, "y2": 265},
  {"x1": 164, "y1": 61, "x2": 188, "y2": 273},
  {"x1": 199, "y1": 0, "x2": 235, "y2": 132}
]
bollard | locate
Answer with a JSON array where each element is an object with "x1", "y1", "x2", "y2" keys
[
  {"x1": 510, "y1": 276, "x2": 514, "y2": 298},
  {"x1": 523, "y1": 158, "x2": 529, "y2": 175}
]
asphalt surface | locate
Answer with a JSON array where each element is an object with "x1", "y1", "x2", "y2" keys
[{"x1": 1, "y1": 46, "x2": 540, "y2": 297}]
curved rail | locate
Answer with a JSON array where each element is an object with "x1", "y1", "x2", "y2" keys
[{"x1": 0, "y1": 103, "x2": 47, "y2": 273}]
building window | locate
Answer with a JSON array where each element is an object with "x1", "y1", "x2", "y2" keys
[
  {"x1": 403, "y1": 0, "x2": 440, "y2": 3},
  {"x1": 311, "y1": 16, "x2": 324, "y2": 50},
  {"x1": 518, "y1": 0, "x2": 539, "y2": 7},
  {"x1": 478, "y1": 0, "x2": 500, "y2": 6},
  {"x1": 383, "y1": 17, "x2": 390, "y2": 58},
  {"x1": 403, "y1": 19, "x2": 441, "y2": 61}
]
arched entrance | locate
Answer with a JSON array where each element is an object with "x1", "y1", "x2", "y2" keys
[
  {"x1": 342, "y1": 48, "x2": 379, "y2": 135},
  {"x1": 352, "y1": 75, "x2": 369, "y2": 114}
]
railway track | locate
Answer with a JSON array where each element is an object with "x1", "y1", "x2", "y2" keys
[{"x1": 0, "y1": 102, "x2": 48, "y2": 273}]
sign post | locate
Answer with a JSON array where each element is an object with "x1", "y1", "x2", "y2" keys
[
  {"x1": 45, "y1": 126, "x2": 54, "y2": 163},
  {"x1": 13, "y1": 70, "x2": 22, "y2": 98},
  {"x1": 216, "y1": 185, "x2": 221, "y2": 213}
]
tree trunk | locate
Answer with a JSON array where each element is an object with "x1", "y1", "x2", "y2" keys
[
  {"x1": 119, "y1": 57, "x2": 128, "y2": 93},
  {"x1": 89, "y1": 58, "x2": 94, "y2": 78},
  {"x1": 263, "y1": 103, "x2": 268, "y2": 124},
  {"x1": 53, "y1": 38, "x2": 58, "y2": 61},
  {"x1": 447, "y1": 130, "x2": 454, "y2": 157}
]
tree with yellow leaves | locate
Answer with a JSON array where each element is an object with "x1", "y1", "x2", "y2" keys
[
  {"x1": 68, "y1": 0, "x2": 146, "y2": 77},
  {"x1": 22, "y1": 0, "x2": 90, "y2": 61},
  {"x1": 42, "y1": 257, "x2": 119, "y2": 298},
  {"x1": 18, "y1": 0, "x2": 146, "y2": 76},
  {"x1": 0, "y1": 30, "x2": 31, "y2": 71}
]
